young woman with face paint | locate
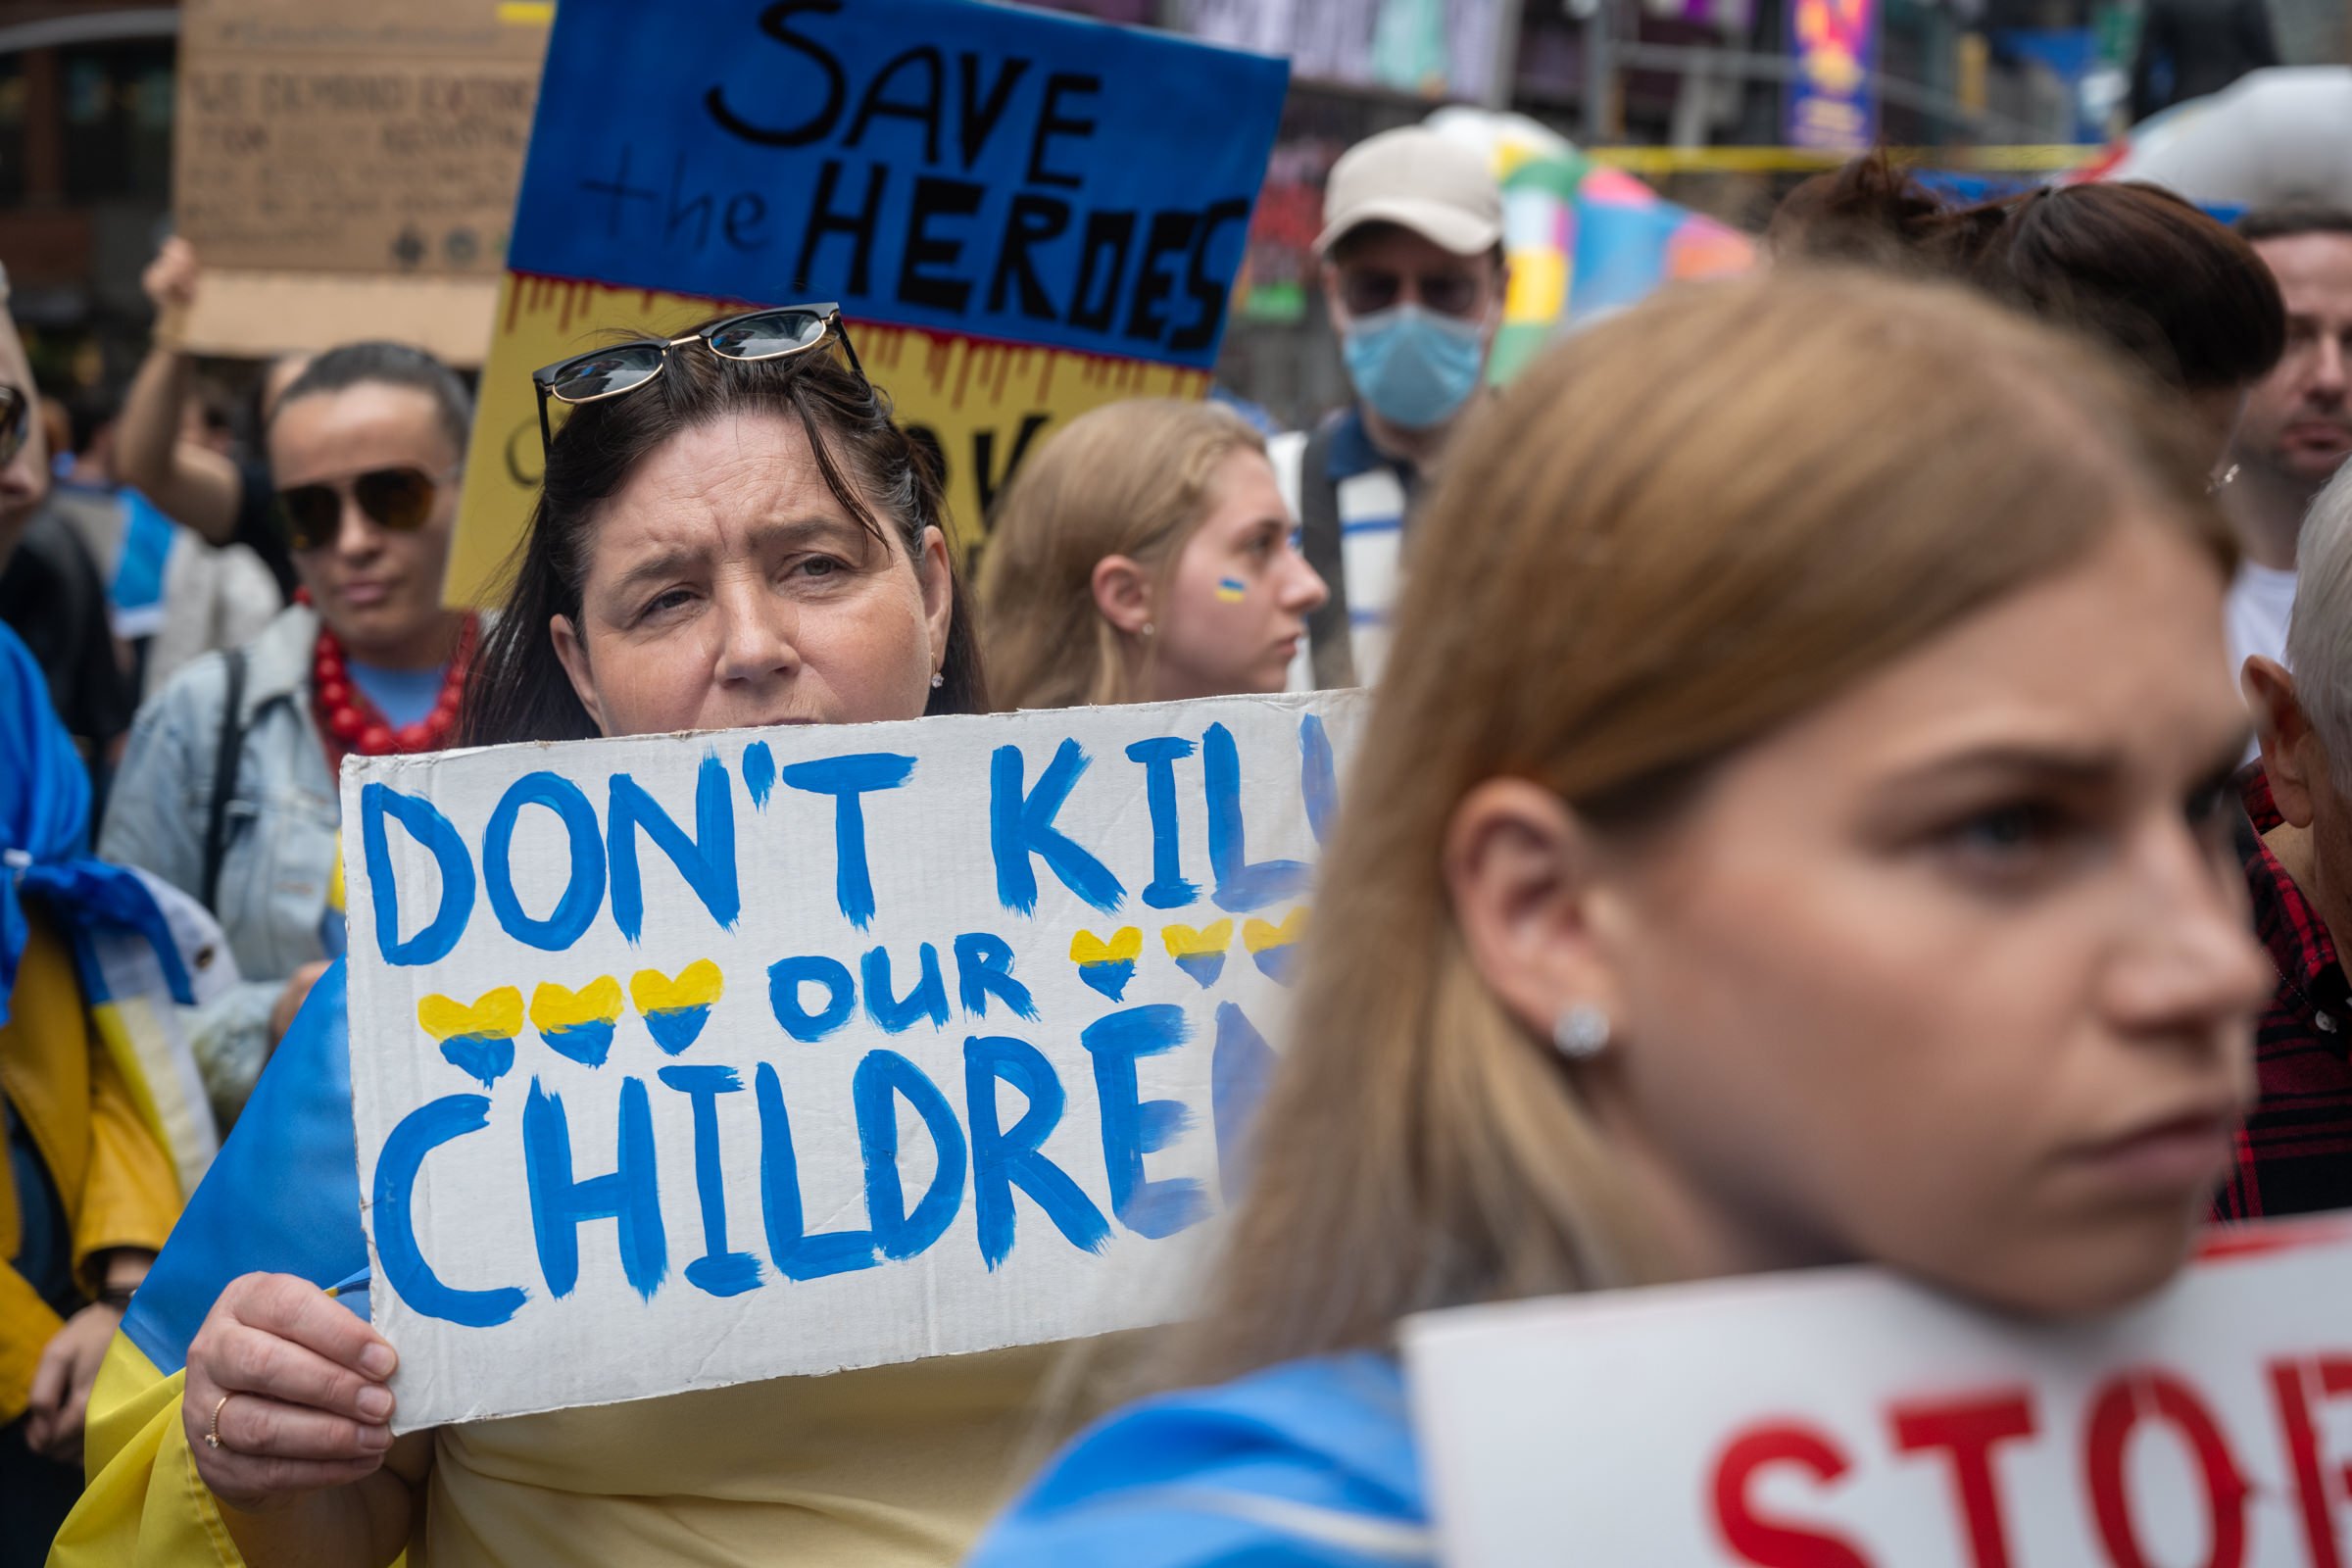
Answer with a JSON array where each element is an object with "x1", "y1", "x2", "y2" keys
[
  {"x1": 963, "y1": 270, "x2": 2272, "y2": 1566},
  {"x1": 980, "y1": 398, "x2": 1328, "y2": 710},
  {"x1": 59, "y1": 313, "x2": 1042, "y2": 1568}
]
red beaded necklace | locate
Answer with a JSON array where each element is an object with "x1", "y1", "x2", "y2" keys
[{"x1": 311, "y1": 616, "x2": 476, "y2": 760}]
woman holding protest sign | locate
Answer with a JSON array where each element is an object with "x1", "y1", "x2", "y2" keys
[
  {"x1": 980, "y1": 398, "x2": 1327, "y2": 709},
  {"x1": 963, "y1": 270, "x2": 2274, "y2": 1564},
  {"x1": 97, "y1": 343, "x2": 479, "y2": 1130},
  {"x1": 56, "y1": 307, "x2": 1024, "y2": 1568}
]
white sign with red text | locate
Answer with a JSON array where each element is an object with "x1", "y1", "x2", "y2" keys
[{"x1": 1404, "y1": 1224, "x2": 2352, "y2": 1568}]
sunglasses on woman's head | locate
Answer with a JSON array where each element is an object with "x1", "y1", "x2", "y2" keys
[
  {"x1": 0, "y1": 385, "x2": 29, "y2": 468},
  {"x1": 272, "y1": 466, "x2": 450, "y2": 553},
  {"x1": 530, "y1": 304, "x2": 865, "y2": 457}
]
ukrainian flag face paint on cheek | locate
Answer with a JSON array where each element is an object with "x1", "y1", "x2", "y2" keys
[{"x1": 1215, "y1": 575, "x2": 1249, "y2": 604}]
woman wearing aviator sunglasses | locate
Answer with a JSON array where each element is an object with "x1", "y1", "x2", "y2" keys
[
  {"x1": 98, "y1": 343, "x2": 476, "y2": 1132},
  {"x1": 64, "y1": 308, "x2": 1021, "y2": 1568}
]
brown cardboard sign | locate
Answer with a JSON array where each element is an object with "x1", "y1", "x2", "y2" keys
[
  {"x1": 172, "y1": 0, "x2": 548, "y2": 278},
  {"x1": 177, "y1": 271, "x2": 502, "y2": 368}
]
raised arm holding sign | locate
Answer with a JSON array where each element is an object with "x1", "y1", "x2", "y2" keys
[
  {"x1": 167, "y1": 0, "x2": 549, "y2": 363},
  {"x1": 444, "y1": 0, "x2": 1289, "y2": 607}
]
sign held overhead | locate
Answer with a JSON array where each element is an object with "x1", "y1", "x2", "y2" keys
[
  {"x1": 170, "y1": 0, "x2": 549, "y2": 360},
  {"x1": 446, "y1": 0, "x2": 1289, "y2": 603}
]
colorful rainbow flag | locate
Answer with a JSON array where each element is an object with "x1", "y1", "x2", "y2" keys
[{"x1": 1489, "y1": 149, "x2": 1758, "y2": 385}]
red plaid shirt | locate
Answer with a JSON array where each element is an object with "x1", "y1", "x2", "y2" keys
[{"x1": 2214, "y1": 768, "x2": 2352, "y2": 1220}]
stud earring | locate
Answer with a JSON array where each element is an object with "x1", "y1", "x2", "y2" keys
[
  {"x1": 1141, "y1": 622, "x2": 1155, "y2": 638},
  {"x1": 930, "y1": 670, "x2": 945, "y2": 689},
  {"x1": 1552, "y1": 1004, "x2": 1611, "y2": 1062}
]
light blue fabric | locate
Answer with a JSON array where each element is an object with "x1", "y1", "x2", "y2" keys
[
  {"x1": 1339, "y1": 305, "x2": 1486, "y2": 431},
  {"x1": 99, "y1": 605, "x2": 338, "y2": 1123},
  {"x1": 109, "y1": 488, "x2": 176, "y2": 624},
  {"x1": 965, "y1": 1352, "x2": 1436, "y2": 1568},
  {"x1": 0, "y1": 620, "x2": 191, "y2": 1026},
  {"x1": 346, "y1": 660, "x2": 447, "y2": 729}
]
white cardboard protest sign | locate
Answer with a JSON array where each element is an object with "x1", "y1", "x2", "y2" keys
[
  {"x1": 1404, "y1": 1223, "x2": 2352, "y2": 1567},
  {"x1": 344, "y1": 692, "x2": 1360, "y2": 1430}
]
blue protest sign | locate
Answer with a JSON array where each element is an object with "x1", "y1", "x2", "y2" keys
[{"x1": 506, "y1": 0, "x2": 1290, "y2": 370}]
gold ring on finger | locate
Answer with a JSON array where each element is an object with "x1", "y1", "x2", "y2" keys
[{"x1": 206, "y1": 1392, "x2": 233, "y2": 1451}]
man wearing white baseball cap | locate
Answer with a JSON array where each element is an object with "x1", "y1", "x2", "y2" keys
[{"x1": 1275, "y1": 124, "x2": 1505, "y2": 689}]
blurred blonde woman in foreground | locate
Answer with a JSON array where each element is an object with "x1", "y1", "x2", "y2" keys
[
  {"x1": 967, "y1": 270, "x2": 2271, "y2": 1563},
  {"x1": 980, "y1": 399, "x2": 1326, "y2": 710}
]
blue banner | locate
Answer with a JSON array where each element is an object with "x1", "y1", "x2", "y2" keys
[{"x1": 508, "y1": 0, "x2": 1290, "y2": 371}]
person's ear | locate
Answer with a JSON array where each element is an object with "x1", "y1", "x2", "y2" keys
[
  {"x1": 1090, "y1": 555, "x2": 1154, "y2": 638},
  {"x1": 915, "y1": 525, "x2": 954, "y2": 671},
  {"x1": 1443, "y1": 777, "x2": 1626, "y2": 1054},
  {"x1": 2246, "y1": 655, "x2": 2320, "y2": 828},
  {"x1": 549, "y1": 613, "x2": 608, "y2": 736}
]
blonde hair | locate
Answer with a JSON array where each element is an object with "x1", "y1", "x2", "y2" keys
[
  {"x1": 980, "y1": 398, "x2": 1266, "y2": 710},
  {"x1": 1177, "y1": 269, "x2": 2234, "y2": 1384}
]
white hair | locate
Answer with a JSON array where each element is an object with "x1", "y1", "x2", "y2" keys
[{"x1": 2286, "y1": 460, "x2": 2352, "y2": 762}]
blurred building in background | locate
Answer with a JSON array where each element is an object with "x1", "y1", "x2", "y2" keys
[{"x1": 0, "y1": 2, "x2": 172, "y2": 390}]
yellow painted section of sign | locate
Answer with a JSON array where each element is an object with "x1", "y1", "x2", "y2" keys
[{"x1": 445, "y1": 272, "x2": 1212, "y2": 608}]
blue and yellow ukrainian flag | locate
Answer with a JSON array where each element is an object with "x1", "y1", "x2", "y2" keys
[
  {"x1": 75, "y1": 868, "x2": 225, "y2": 1196},
  {"x1": 50, "y1": 963, "x2": 369, "y2": 1567}
]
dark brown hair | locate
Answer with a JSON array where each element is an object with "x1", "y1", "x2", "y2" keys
[
  {"x1": 1771, "y1": 157, "x2": 2286, "y2": 393},
  {"x1": 269, "y1": 340, "x2": 472, "y2": 455},
  {"x1": 2237, "y1": 204, "x2": 2352, "y2": 244},
  {"x1": 464, "y1": 322, "x2": 986, "y2": 746}
]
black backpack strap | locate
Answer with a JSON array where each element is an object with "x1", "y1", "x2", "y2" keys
[
  {"x1": 1296, "y1": 419, "x2": 1356, "y2": 689},
  {"x1": 200, "y1": 647, "x2": 248, "y2": 916}
]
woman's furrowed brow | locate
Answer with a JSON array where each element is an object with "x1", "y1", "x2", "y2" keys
[
  {"x1": 745, "y1": 515, "x2": 868, "y2": 554},
  {"x1": 606, "y1": 547, "x2": 700, "y2": 599},
  {"x1": 601, "y1": 516, "x2": 866, "y2": 598}
]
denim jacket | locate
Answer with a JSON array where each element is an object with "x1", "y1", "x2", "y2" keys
[{"x1": 99, "y1": 605, "x2": 336, "y2": 1124}]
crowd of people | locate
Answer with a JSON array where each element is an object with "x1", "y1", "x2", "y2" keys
[{"x1": 5, "y1": 119, "x2": 2352, "y2": 1566}]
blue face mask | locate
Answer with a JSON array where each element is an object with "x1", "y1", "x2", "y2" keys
[{"x1": 1341, "y1": 304, "x2": 1488, "y2": 431}]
